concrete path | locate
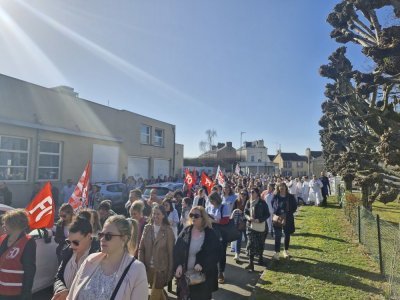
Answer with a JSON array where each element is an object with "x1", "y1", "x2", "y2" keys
[{"x1": 167, "y1": 236, "x2": 275, "y2": 299}]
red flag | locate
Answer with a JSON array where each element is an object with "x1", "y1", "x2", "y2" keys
[
  {"x1": 26, "y1": 182, "x2": 54, "y2": 229},
  {"x1": 184, "y1": 169, "x2": 195, "y2": 188},
  {"x1": 201, "y1": 172, "x2": 214, "y2": 195},
  {"x1": 192, "y1": 168, "x2": 197, "y2": 185},
  {"x1": 69, "y1": 161, "x2": 91, "y2": 211}
]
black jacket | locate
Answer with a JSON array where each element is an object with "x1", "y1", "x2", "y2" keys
[
  {"x1": 0, "y1": 187, "x2": 12, "y2": 206},
  {"x1": 174, "y1": 226, "x2": 221, "y2": 299},
  {"x1": 244, "y1": 199, "x2": 270, "y2": 229},
  {"x1": 271, "y1": 193, "x2": 298, "y2": 234},
  {"x1": 53, "y1": 238, "x2": 100, "y2": 294}
]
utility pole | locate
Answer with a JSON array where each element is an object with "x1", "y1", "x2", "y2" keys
[{"x1": 240, "y1": 132, "x2": 246, "y2": 162}]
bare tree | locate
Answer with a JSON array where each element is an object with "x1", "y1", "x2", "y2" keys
[{"x1": 199, "y1": 129, "x2": 217, "y2": 153}]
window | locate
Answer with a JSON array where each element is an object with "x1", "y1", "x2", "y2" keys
[
  {"x1": 38, "y1": 141, "x2": 61, "y2": 180},
  {"x1": 283, "y1": 161, "x2": 292, "y2": 168},
  {"x1": 140, "y1": 125, "x2": 151, "y2": 144},
  {"x1": 251, "y1": 155, "x2": 255, "y2": 162},
  {"x1": 0, "y1": 136, "x2": 29, "y2": 181},
  {"x1": 297, "y1": 161, "x2": 303, "y2": 168},
  {"x1": 154, "y1": 128, "x2": 164, "y2": 147}
]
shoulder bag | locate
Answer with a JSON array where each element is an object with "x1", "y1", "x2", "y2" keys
[
  {"x1": 272, "y1": 198, "x2": 289, "y2": 228},
  {"x1": 213, "y1": 205, "x2": 241, "y2": 243},
  {"x1": 249, "y1": 202, "x2": 266, "y2": 232}
]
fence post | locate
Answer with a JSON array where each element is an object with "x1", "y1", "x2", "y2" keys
[
  {"x1": 358, "y1": 205, "x2": 361, "y2": 243},
  {"x1": 376, "y1": 214, "x2": 384, "y2": 275}
]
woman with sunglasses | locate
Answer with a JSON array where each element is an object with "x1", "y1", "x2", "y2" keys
[
  {"x1": 0, "y1": 209, "x2": 36, "y2": 300},
  {"x1": 55, "y1": 204, "x2": 74, "y2": 264},
  {"x1": 138, "y1": 204, "x2": 174, "y2": 300},
  {"x1": 52, "y1": 216, "x2": 99, "y2": 300},
  {"x1": 67, "y1": 215, "x2": 147, "y2": 299},
  {"x1": 174, "y1": 206, "x2": 220, "y2": 300},
  {"x1": 244, "y1": 187, "x2": 269, "y2": 271}
]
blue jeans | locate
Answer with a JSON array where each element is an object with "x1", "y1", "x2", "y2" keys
[{"x1": 233, "y1": 231, "x2": 244, "y2": 254}]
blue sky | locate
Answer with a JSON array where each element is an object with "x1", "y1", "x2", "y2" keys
[{"x1": 0, "y1": 0, "x2": 365, "y2": 157}]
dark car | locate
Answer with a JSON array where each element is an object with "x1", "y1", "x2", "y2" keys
[{"x1": 143, "y1": 182, "x2": 183, "y2": 201}]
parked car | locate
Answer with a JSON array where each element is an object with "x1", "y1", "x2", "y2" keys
[
  {"x1": 95, "y1": 182, "x2": 127, "y2": 213},
  {"x1": 0, "y1": 204, "x2": 58, "y2": 293},
  {"x1": 143, "y1": 182, "x2": 183, "y2": 201}
]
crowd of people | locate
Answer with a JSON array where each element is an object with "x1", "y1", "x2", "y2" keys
[{"x1": 0, "y1": 171, "x2": 331, "y2": 300}]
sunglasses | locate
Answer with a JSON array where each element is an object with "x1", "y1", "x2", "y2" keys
[
  {"x1": 65, "y1": 239, "x2": 80, "y2": 247},
  {"x1": 189, "y1": 213, "x2": 201, "y2": 219},
  {"x1": 98, "y1": 232, "x2": 123, "y2": 241}
]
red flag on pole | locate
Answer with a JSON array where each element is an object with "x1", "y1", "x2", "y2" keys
[
  {"x1": 201, "y1": 172, "x2": 214, "y2": 195},
  {"x1": 184, "y1": 169, "x2": 195, "y2": 188},
  {"x1": 26, "y1": 182, "x2": 54, "y2": 229},
  {"x1": 69, "y1": 161, "x2": 91, "y2": 211}
]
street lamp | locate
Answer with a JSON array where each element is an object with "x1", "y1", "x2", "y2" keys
[
  {"x1": 306, "y1": 148, "x2": 311, "y2": 177},
  {"x1": 240, "y1": 131, "x2": 246, "y2": 162}
]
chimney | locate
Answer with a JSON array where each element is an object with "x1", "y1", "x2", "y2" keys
[
  {"x1": 51, "y1": 86, "x2": 79, "y2": 98},
  {"x1": 226, "y1": 142, "x2": 232, "y2": 148},
  {"x1": 217, "y1": 143, "x2": 224, "y2": 149}
]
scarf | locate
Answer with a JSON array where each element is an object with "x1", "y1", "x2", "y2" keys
[{"x1": 249, "y1": 198, "x2": 259, "y2": 218}]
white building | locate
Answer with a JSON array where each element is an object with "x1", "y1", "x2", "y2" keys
[{"x1": 236, "y1": 140, "x2": 276, "y2": 175}]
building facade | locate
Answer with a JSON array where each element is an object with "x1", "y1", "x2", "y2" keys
[
  {"x1": 273, "y1": 151, "x2": 308, "y2": 177},
  {"x1": 0, "y1": 74, "x2": 183, "y2": 207},
  {"x1": 237, "y1": 140, "x2": 276, "y2": 175}
]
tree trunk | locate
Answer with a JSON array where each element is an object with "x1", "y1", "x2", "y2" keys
[{"x1": 361, "y1": 185, "x2": 372, "y2": 211}]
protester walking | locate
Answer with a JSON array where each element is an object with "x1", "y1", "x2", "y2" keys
[
  {"x1": 138, "y1": 204, "x2": 174, "y2": 300},
  {"x1": 55, "y1": 204, "x2": 74, "y2": 264},
  {"x1": 52, "y1": 216, "x2": 99, "y2": 300},
  {"x1": 66, "y1": 216, "x2": 148, "y2": 300},
  {"x1": 206, "y1": 192, "x2": 230, "y2": 284},
  {"x1": 174, "y1": 206, "x2": 220, "y2": 300},
  {"x1": 319, "y1": 172, "x2": 331, "y2": 207},
  {"x1": 231, "y1": 189, "x2": 248, "y2": 261},
  {"x1": 308, "y1": 175, "x2": 323, "y2": 206},
  {"x1": 163, "y1": 198, "x2": 179, "y2": 240},
  {"x1": 271, "y1": 182, "x2": 297, "y2": 260},
  {"x1": 244, "y1": 188, "x2": 269, "y2": 270},
  {"x1": 0, "y1": 209, "x2": 36, "y2": 300}
]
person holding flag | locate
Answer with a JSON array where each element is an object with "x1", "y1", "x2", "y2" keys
[{"x1": 0, "y1": 209, "x2": 36, "y2": 300}]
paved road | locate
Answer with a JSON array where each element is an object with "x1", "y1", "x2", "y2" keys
[{"x1": 34, "y1": 236, "x2": 275, "y2": 300}]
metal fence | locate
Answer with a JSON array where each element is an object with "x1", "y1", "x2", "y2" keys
[{"x1": 337, "y1": 186, "x2": 400, "y2": 299}]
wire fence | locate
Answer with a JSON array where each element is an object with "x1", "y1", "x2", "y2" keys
[{"x1": 337, "y1": 186, "x2": 400, "y2": 299}]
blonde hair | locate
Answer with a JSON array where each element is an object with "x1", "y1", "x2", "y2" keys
[
  {"x1": 189, "y1": 206, "x2": 212, "y2": 230},
  {"x1": 3, "y1": 209, "x2": 29, "y2": 231},
  {"x1": 104, "y1": 215, "x2": 137, "y2": 254}
]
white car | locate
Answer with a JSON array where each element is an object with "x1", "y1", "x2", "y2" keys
[{"x1": 0, "y1": 204, "x2": 58, "y2": 293}]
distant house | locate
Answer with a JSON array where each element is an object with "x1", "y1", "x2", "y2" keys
[
  {"x1": 306, "y1": 149, "x2": 325, "y2": 176},
  {"x1": 0, "y1": 74, "x2": 183, "y2": 207},
  {"x1": 236, "y1": 140, "x2": 276, "y2": 175},
  {"x1": 273, "y1": 151, "x2": 308, "y2": 177}
]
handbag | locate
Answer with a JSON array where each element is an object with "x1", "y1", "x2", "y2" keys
[
  {"x1": 213, "y1": 205, "x2": 241, "y2": 243},
  {"x1": 250, "y1": 220, "x2": 266, "y2": 232},
  {"x1": 185, "y1": 269, "x2": 206, "y2": 286},
  {"x1": 272, "y1": 198, "x2": 289, "y2": 227},
  {"x1": 272, "y1": 214, "x2": 286, "y2": 227}
]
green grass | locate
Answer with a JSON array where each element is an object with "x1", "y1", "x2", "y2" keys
[
  {"x1": 372, "y1": 200, "x2": 400, "y2": 225},
  {"x1": 254, "y1": 197, "x2": 389, "y2": 300}
]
